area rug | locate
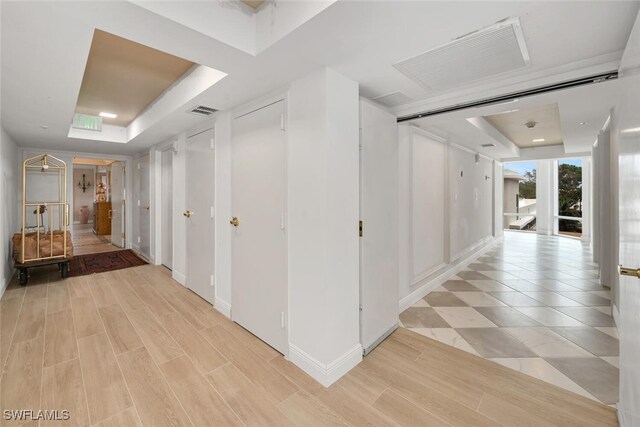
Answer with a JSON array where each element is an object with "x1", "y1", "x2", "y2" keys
[{"x1": 68, "y1": 249, "x2": 147, "y2": 277}]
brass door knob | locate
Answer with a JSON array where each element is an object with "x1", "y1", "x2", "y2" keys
[
  {"x1": 230, "y1": 217, "x2": 240, "y2": 227},
  {"x1": 183, "y1": 211, "x2": 193, "y2": 218},
  {"x1": 145, "y1": 206, "x2": 150, "y2": 211},
  {"x1": 619, "y1": 265, "x2": 640, "y2": 279}
]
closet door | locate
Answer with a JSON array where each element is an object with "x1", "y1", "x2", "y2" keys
[
  {"x1": 185, "y1": 128, "x2": 215, "y2": 304},
  {"x1": 231, "y1": 100, "x2": 287, "y2": 355}
]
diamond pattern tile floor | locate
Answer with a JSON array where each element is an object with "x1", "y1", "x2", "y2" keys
[{"x1": 400, "y1": 231, "x2": 618, "y2": 405}]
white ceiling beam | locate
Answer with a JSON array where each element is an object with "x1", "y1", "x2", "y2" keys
[{"x1": 466, "y1": 117, "x2": 520, "y2": 158}]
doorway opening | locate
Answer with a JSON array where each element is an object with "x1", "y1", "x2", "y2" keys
[
  {"x1": 72, "y1": 157, "x2": 125, "y2": 255},
  {"x1": 503, "y1": 161, "x2": 537, "y2": 232}
]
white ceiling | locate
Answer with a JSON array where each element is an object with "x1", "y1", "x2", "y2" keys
[
  {"x1": 1, "y1": 1, "x2": 638, "y2": 156},
  {"x1": 484, "y1": 103, "x2": 564, "y2": 149}
]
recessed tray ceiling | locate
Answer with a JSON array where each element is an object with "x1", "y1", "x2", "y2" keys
[
  {"x1": 75, "y1": 29, "x2": 195, "y2": 127},
  {"x1": 484, "y1": 103, "x2": 564, "y2": 148}
]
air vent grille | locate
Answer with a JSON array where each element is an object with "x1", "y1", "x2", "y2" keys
[
  {"x1": 481, "y1": 143, "x2": 496, "y2": 148},
  {"x1": 373, "y1": 91, "x2": 413, "y2": 107},
  {"x1": 187, "y1": 105, "x2": 218, "y2": 116},
  {"x1": 393, "y1": 18, "x2": 530, "y2": 92}
]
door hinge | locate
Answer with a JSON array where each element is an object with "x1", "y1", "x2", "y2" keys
[
  {"x1": 280, "y1": 114, "x2": 285, "y2": 131},
  {"x1": 359, "y1": 220, "x2": 363, "y2": 237},
  {"x1": 137, "y1": 236, "x2": 141, "y2": 244},
  {"x1": 210, "y1": 206, "x2": 215, "y2": 219},
  {"x1": 122, "y1": 232, "x2": 125, "y2": 239}
]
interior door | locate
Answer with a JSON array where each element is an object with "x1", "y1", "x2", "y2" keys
[
  {"x1": 231, "y1": 100, "x2": 287, "y2": 355},
  {"x1": 139, "y1": 154, "x2": 151, "y2": 258},
  {"x1": 617, "y1": 72, "x2": 640, "y2": 425},
  {"x1": 110, "y1": 161, "x2": 125, "y2": 248},
  {"x1": 359, "y1": 100, "x2": 399, "y2": 354},
  {"x1": 161, "y1": 149, "x2": 173, "y2": 269},
  {"x1": 185, "y1": 128, "x2": 215, "y2": 304}
]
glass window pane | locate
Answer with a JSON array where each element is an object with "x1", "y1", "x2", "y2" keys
[{"x1": 558, "y1": 159, "x2": 582, "y2": 238}]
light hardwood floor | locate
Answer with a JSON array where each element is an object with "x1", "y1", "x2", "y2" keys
[{"x1": 0, "y1": 264, "x2": 618, "y2": 426}]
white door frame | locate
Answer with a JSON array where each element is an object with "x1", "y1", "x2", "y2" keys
[
  {"x1": 152, "y1": 142, "x2": 177, "y2": 268},
  {"x1": 231, "y1": 94, "x2": 289, "y2": 357}
]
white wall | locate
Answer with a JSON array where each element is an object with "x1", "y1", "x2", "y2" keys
[
  {"x1": 494, "y1": 161, "x2": 504, "y2": 238},
  {"x1": 398, "y1": 125, "x2": 500, "y2": 310},
  {"x1": 0, "y1": 128, "x2": 20, "y2": 294},
  {"x1": 412, "y1": 131, "x2": 446, "y2": 279},
  {"x1": 72, "y1": 167, "x2": 96, "y2": 223},
  {"x1": 287, "y1": 68, "x2": 361, "y2": 385}
]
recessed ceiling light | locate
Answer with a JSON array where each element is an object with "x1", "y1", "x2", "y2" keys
[
  {"x1": 40, "y1": 125, "x2": 49, "y2": 129},
  {"x1": 579, "y1": 121, "x2": 587, "y2": 126},
  {"x1": 621, "y1": 127, "x2": 640, "y2": 134},
  {"x1": 99, "y1": 112, "x2": 118, "y2": 119},
  {"x1": 532, "y1": 138, "x2": 545, "y2": 142}
]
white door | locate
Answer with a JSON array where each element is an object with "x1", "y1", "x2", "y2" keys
[
  {"x1": 359, "y1": 100, "x2": 399, "y2": 354},
  {"x1": 161, "y1": 149, "x2": 173, "y2": 269},
  {"x1": 110, "y1": 161, "x2": 125, "y2": 248},
  {"x1": 139, "y1": 154, "x2": 151, "y2": 259},
  {"x1": 185, "y1": 128, "x2": 215, "y2": 304},
  {"x1": 617, "y1": 71, "x2": 640, "y2": 425},
  {"x1": 231, "y1": 100, "x2": 287, "y2": 355}
]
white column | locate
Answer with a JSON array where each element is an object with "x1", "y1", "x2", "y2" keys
[
  {"x1": 535, "y1": 159, "x2": 554, "y2": 235},
  {"x1": 287, "y1": 68, "x2": 361, "y2": 386},
  {"x1": 581, "y1": 157, "x2": 592, "y2": 243}
]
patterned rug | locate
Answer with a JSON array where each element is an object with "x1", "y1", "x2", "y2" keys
[{"x1": 69, "y1": 250, "x2": 147, "y2": 277}]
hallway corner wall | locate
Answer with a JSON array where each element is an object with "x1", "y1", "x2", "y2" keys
[{"x1": 287, "y1": 68, "x2": 361, "y2": 386}]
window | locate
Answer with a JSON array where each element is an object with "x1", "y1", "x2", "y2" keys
[{"x1": 556, "y1": 159, "x2": 583, "y2": 238}]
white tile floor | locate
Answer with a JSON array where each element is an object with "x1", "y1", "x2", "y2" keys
[{"x1": 400, "y1": 231, "x2": 619, "y2": 405}]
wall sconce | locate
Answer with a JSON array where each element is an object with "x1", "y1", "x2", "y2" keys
[{"x1": 77, "y1": 174, "x2": 92, "y2": 193}]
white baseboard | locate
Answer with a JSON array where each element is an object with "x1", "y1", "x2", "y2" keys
[
  {"x1": 172, "y1": 270, "x2": 186, "y2": 286},
  {"x1": 289, "y1": 343, "x2": 363, "y2": 387},
  {"x1": 0, "y1": 269, "x2": 16, "y2": 300},
  {"x1": 214, "y1": 297, "x2": 232, "y2": 319},
  {"x1": 399, "y1": 235, "x2": 503, "y2": 313},
  {"x1": 617, "y1": 405, "x2": 625, "y2": 427},
  {"x1": 613, "y1": 303, "x2": 620, "y2": 328}
]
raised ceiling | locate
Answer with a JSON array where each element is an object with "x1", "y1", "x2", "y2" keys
[
  {"x1": 75, "y1": 29, "x2": 195, "y2": 127},
  {"x1": 484, "y1": 103, "x2": 564, "y2": 148}
]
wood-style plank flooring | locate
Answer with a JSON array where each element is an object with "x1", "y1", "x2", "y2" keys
[{"x1": 0, "y1": 264, "x2": 617, "y2": 426}]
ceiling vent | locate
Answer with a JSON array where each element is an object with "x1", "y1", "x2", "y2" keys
[
  {"x1": 481, "y1": 143, "x2": 496, "y2": 148},
  {"x1": 187, "y1": 105, "x2": 218, "y2": 116},
  {"x1": 373, "y1": 91, "x2": 414, "y2": 107},
  {"x1": 393, "y1": 18, "x2": 530, "y2": 92}
]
